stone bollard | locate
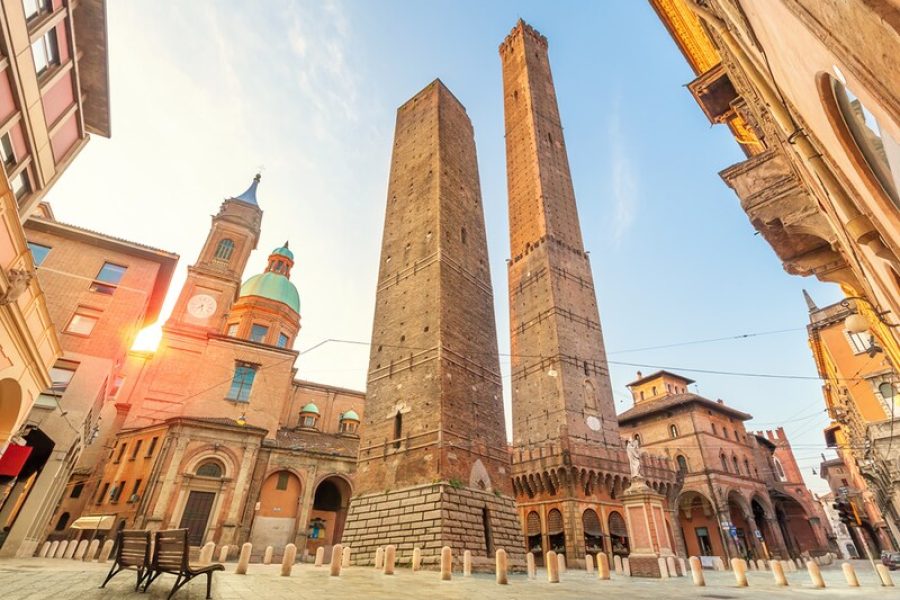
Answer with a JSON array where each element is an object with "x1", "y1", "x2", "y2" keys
[
  {"x1": 263, "y1": 546, "x2": 274, "y2": 565},
  {"x1": 57, "y1": 541, "x2": 69, "y2": 558},
  {"x1": 771, "y1": 559, "x2": 788, "y2": 586},
  {"x1": 784, "y1": 559, "x2": 796, "y2": 572},
  {"x1": 281, "y1": 544, "x2": 297, "y2": 576},
  {"x1": 666, "y1": 556, "x2": 677, "y2": 577},
  {"x1": 689, "y1": 556, "x2": 705, "y2": 586},
  {"x1": 756, "y1": 559, "x2": 766, "y2": 571},
  {"x1": 74, "y1": 540, "x2": 88, "y2": 560},
  {"x1": 658, "y1": 557, "x2": 670, "y2": 578},
  {"x1": 329, "y1": 544, "x2": 344, "y2": 577},
  {"x1": 199, "y1": 541, "x2": 215, "y2": 565},
  {"x1": 218, "y1": 545, "x2": 230, "y2": 562},
  {"x1": 613, "y1": 554, "x2": 623, "y2": 575},
  {"x1": 315, "y1": 546, "x2": 325, "y2": 567},
  {"x1": 876, "y1": 564, "x2": 895, "y2": 587},
  {"x1": 557, "y1": 552, "x2": 566, "y2": 575},
  {"x1": 597, "y1": 553, "x2": 610, "y2": 580},
  {"x1": 383, "y1": 544, "x2": 396, "y2": 575},
  {"x1": 731, "y1": 557, "x2": 748, "y2": 587},
  {"x1": 806, "y1": 560, "x2": 825, "y2": 588},
  {"x1": 374, "y1": 546, "x2": 384, "y2": 570},
  {"x1": 748, "y1": 558, "x2": 757, "y2": 571},
  {"x1": 586, "y1": 553, "x2": 594, "y2": 574},
  {"x1": 330, "y1": 544, "x2": 343, "y2": 576},
  {"x1": 85, "y1": 539, "x2": 99, "y2": 562},
  {"x1": 795, "y1": 558, "x2": 804, "y2": 570},
  {"x1": 235, "y1": 543, "x2": 252, "y2": 574},
  {"x1": 713, "y1": 556, "x2": 725, "y2": 571},
  {"x1": 64, "y1": 541, "x2": 77, "y2": 559},
  {"x1": 412, "y1": 547, "x2": 421, "y2": 571},
  {"x1": 546, "y1": 550, "x2": 559, "y2": 583},
  {"x1": 623, "y1": 557, "x2": 631, "y2": 577},
  {"x1": 841, "y1": 562, "x2": 859, "y2": 587},
  {"x1": 496, "y1": 549, "x2": 508, "y2": 585},
  {"x1": 38, "y1": 541, "x2": 50, "y2": 558},
  {"x1": 526, "y1": 552, "x2": 536, "y2": 579},
  {"x1": 48, "y1": 541, "x2": 59, "y2": 558},
  {"x1": 678, "y1": 557, "x2": 687, "y2": 577},
  {"x1": 440, "y1": 546, "x2": 452, "y2": 581},
  {"x1": 463, "y1": 550, "x2": 472, "y2": 577},
  {"x1": 342, "y1": 546, "x2": 352, "y2": 568},
  {"x1": 98, "y1": 539, "x2": 114, "y2": 563}
]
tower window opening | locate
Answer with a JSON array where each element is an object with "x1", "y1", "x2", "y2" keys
[
  {"x1": 482, "y1": 507, "x2": 494, "y2": 555},
  {"x1": 461, "y1": 227, "x2": 467, "y2": 245},
  {"x1": 393, "y1": 412, "x2": 402, "y2": 449},
  {"x1": 215, "y1": 238, "x2": 235, "y2": 261}
]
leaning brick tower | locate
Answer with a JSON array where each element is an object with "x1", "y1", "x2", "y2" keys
[
  {"x1": 500, "y1": 20, "x2": 677, "y2": 566},
  {"x1": 341, "y1": 79, "x2": 523, "y2": 569}
]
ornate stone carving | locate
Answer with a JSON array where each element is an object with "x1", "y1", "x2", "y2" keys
[{"x1": 0, "y1": 268, "x2": 32, "y2": 306}]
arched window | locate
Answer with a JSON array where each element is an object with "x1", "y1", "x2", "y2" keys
[
  {"x1": 196, "y1": 461, "x2": 223, "y2": 478},
  {"x1": 214, "y1": 238, "x2": 235, "y2": 261},
  {"x1": 608, "y1": 511, "x2": 629, "y2": 556},
  {"x1": 711, "y1": 423, "x2": 718, "y2": 435},
  {"x1": 732, "y1": 455, "x2": 740, "y2": 474},
  {"x1": 669, "y1": 424, "x2": 678, "y2": 438},
  {"x1": 633, "y1": 433, "x2": 641, "y2": 444},
  {"x1": 584, "y1": 380, "x2": 597, "y2": 411},
  {"x1": 773, "y1": 457, "x2": 786, "y2": 482},
  {"x1": 676, "y1": 455, "x2": 688, "y2": 474},
  {"x1": 55, "y1": 512, "x2": 70, "y2": 531},
  {"x1": 582, "y1": 509, "x2": 603, "y2": 553},
  {"x1": 720, "y1": 454, "x2": 729, "y2": 472},
  {"x1": 393, "y1": 412, "x2": 402, "y2": 449},
  {"x1": 744, "y1": 458, "x2": 751, "y2": 476}
]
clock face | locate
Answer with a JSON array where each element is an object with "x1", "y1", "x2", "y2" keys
[
  {"x1": 586, "y1": 416, "x2": 601, "y2": 432},
  {"x1": 187, "y1": 294, "x2": 217, "y2": 319}
]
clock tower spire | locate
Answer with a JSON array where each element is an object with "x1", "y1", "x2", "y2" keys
[{"x1": 165, "y1": 174, "x2": 263, "y2": 335}]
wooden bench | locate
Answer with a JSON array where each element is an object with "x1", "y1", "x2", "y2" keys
[
  {"x1": 142, "y1": 529, "x2": 223, "y2": 599},
  {"x1": 100, "y1": 529, "x2": 151, "y2": 591}
]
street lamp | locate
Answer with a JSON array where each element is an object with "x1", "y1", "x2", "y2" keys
[{"x1": 841, "y1": 296, "x2": 899, "y2": 333}]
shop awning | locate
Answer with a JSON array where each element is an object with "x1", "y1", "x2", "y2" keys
[
  {"x1": 69, "y1": 515, "x2": 116, "y2": 530},
  {"x1": 0, "y1": 445, "x2": 32, "y2": 477}
]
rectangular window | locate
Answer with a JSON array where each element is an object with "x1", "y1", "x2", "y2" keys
[
  {"x1": 23, "y1": 0, "x2": 50, "y2": 21},
  {"x1": 96, "y1": 482, "x2": 109, "y2": 505},
  {"x1": 110, "y1": 480, "x2": 126, "y2": 503},
  {"x1": 70, "y1": 482, "x2": 83, "y2": 498},
  {"x1": 226, "y1": 363, "x2": 257, "y2": 402},
  {"x1": 65, "y1": 307, "x2": 101, "y2": 336},
  {"x1": 695, "y1": 526, "x2": 713, "y2": 556},
  {"x1": 109, "y1": 375, "x2": 125, "y2": 398},
  {"x1": 129, "y1": 439, "x2": 142, "y2": 460},
  {"x1": 146, "y1": 436, "x2": 158, "y2": 458},
  {"x1": 114, "y1": 443, "x2": 127, "y2": 464},
  {"x1": 249, "y1": 324, "x2": 268, "y2": 343},
  {"x1": 846, "y1": 331, "x2": 871, "y2": 354},
  {"x1": 31, "y1": 29, "x2": 59, "y2": 76},
  {"x1": 128, "y1": 479, "x2": 142, "y2": 502},
  {"x1": 0, "y1": 132, "x2": 15, "y2": 168},
  {"x1": 226, "y1": 323, "x2": 239, "y2": 337},
  {"x1": 11, "y1": 170, "x2": 30, "y2": 201},
  {"x1": 277, "y1": 333, "x2": 289, "y2": 348},
  {"x1": 27, "y1": 242, "x2": 51, "y2": 266},
  {"x1": 276, "y1": 472, "x2": 289, "y2": 491},
  {"x1": 91, "y1": 262, "x2": 127, "y2": 294},
  {"x1": 48, "y1": 363, "x2": 77, "y2": 392}
]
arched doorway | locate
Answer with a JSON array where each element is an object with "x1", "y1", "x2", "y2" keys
[
  {"x1": 547, "y1": 508, "x2": 565, "y2": 555},
  {"x1": 677, "y1": 491, "x2": 723, "y2": 558},
  {"x1": 306, "y1": 476, "x2": 351, "y2": 557},
  {"x1": 774, "y1": 494, "x2": 817, "y2": 557},
  {"x1": 178, "y1": 458, "x2": 227, "y2": 546},
  {"x1": 250, "y1": 470, "x2": 301, "y2": 551},
  {"x1": 583, "y1": 509, "x2": 604, "y2": 555},
  {"x1": 608, "y1": 511, "x2": 629, "y2": 557},
  {"x1": 526, "y1": 511, "x2": 542, "y2": 564}
]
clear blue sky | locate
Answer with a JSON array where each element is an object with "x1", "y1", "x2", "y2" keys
[{"x1": 46, "y1": 1, "x2": 843, "y2": 492}]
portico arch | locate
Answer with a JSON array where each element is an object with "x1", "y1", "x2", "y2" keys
[
  {"x1": 250, "y1": 470, "x2": 302, "y2": 551},
  {"x1": 727, "y1": 490, "x2": 757, "y2": 560},
  {"x1": 306, "y1": 475, "x2": 351, "y2": 557},
  {"x1": 677, "y1": 490, "x2": 724, "y2": 558}
]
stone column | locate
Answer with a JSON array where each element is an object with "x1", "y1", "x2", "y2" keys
[
  {"x1": 293, "y1": 465, "x2": 318, "y2": 558},
  {"x1": 667, "y1": 507, "x2": 688, "y2": 557},
  {"x1": 223, "y1": 445, "x2": 259, "y2": 546},
  {"x1": 764, "y1": 516, "x2": 789, "y2": 558},
  {"x1": 146, "y1": 435, "x2": 189, "y2": 529}
]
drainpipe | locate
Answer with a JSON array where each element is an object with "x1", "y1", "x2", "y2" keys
[{"x1": 688, "y1": 2, "x2": 897, "y2": 268}]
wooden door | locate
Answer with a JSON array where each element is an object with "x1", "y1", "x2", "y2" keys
[{"x1": 179, "y1": 491, "x2": 215, "y2": 546}]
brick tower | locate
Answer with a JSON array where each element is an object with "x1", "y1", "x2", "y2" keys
[
  {"x1": 500, "y1": 20, "x2": 678, "y2": 567},
  {"x1": 341, "y1": 80, "x2": 523, "y2": 569}
]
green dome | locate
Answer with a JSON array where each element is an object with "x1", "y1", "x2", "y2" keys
[
  {"x1": 273, "y1": 245, "x2": 294, "y2": 260},
  {"x1": 239, "y1": 272, "x2": 300, "y2": 313},
  {"x1": 341, "y1": 409, "x2": 360, "y2": 421},
  {"x1": 300, "y1": 402, "x2": 320, "y2": 415}
]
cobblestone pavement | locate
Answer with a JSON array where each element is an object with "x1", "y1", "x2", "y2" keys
[{"x1": 0, "y1": 558, "x2": 895, "y2": 599}]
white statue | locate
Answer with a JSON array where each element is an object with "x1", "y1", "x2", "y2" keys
[{"x1": 626, "y1": 437, "x2": 643, "y2": 479}]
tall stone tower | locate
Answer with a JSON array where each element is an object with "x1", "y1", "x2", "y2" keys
[
  {"x1": 500, "y1": 21, "x2": 678, "y2": 567},
  {"x1": 341, "y1": 80, "x2": 523, "y2": 569}
]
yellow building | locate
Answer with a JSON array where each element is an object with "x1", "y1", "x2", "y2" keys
[
  {"x1": 649, "y1": 0, "x2": 900, "y2": 373},
  {"x1": 806, "y1": 292, "x2": 898, "y2": 552}
]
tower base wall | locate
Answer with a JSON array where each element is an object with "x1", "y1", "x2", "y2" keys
[{"x1": 342, "y1": 482, "x2": 524, "y2": 571}]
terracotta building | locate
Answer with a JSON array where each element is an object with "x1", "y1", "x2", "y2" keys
[
  {"x1": 0, "y1": 0, "x2": 109, "y2": 461},
  {"x1": 501, "y1": 21, "x2": 678, "y2": 571},
  {"x1": 808, "y1": 293, "x2": 900, "y2": 552},
  {"x1": 619, "y1": 370, "x2": 830, "y2": 563},
  {"x1": 40, "y1": 177, "x2": 364, "y2": 563},
  {"x1": 342, "y1": 79, "x2": 522, "y2": 570},
  {"x1": 0, "y1": 205, "x2": 177, "y2": 557},
  {"x1": 648, "y1": 0, "x2": 900, "y2": 394}
]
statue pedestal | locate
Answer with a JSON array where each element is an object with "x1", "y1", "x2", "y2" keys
[{"x1": 621, "y1": 477, "x2": 676, "y2": 578}]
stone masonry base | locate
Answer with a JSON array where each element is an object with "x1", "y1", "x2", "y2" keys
[
  {"x1": 628, "y1": 554, "x2": 662, "y2": 578},
  {"x1": 341, "y1": 482, "x2": 525, "y2": 572}
]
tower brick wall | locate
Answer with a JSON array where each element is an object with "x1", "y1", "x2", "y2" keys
[{"x1": 342, "y1": 79, "x2": 522, "y2": 568}]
